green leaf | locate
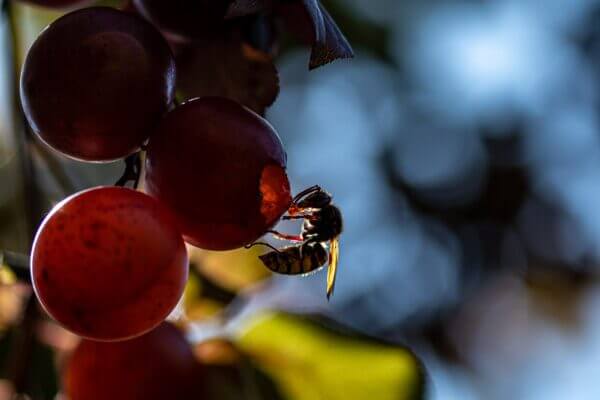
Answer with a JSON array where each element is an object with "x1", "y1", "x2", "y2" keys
[{"x1": 235, "y1": 313, "x2": 425, "y2": 400}]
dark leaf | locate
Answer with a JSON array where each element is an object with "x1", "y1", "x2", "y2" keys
[
  {"x1": 176, "y1": 28, "x2": 279, "y2": 114},
  {"x1": 277, "y1": 0, "x2": 354, "y2": 69},
  {"x1": 0, "y1": 329, "x2": 59, "y2": 400},
  {"x1": 228, "y1": 0, "x2": 354, "y2": 69},
  {"x1": 196, "y1": 339, "x2": 285, "y2": 400},
  {"x1": 202, "y1": 363, "x2": 285, "y2": 400},
  {"x1": 227, "y1": 0, "x2": 272, "y2": 18}
]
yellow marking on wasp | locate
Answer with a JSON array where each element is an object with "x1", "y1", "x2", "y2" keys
[{"x1": 326, "y1": 237, "x2": 340, "y2": 300}]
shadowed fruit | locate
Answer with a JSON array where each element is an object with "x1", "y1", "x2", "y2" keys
[
  {"x1": 133, "y1": 0, "x2": 232, "y2": 39},
  {"x1": 65, "y1": 322, "x2": 201, "y2": 400},
  {"x1": 20, "y1": 7, "x2": 175, "y2": 161}
]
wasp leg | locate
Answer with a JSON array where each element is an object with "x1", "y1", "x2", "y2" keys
[
  {"x1": 292, "y1": 185, "x2": 322, "y2": 204},
  {"x1": 267, "y1": 230, "x2": 304, "y2": 242},
  {"x1": 245, "y1": 241, "x2": 283, "y2": 254},
  {"x1": 299, "y1": 237, "x2": 316, "y2": 256},
  {"x1": 282, "y1": 214, "x2": 311, "y2": 220}
]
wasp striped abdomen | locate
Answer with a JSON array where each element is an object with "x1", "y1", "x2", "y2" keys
[{"x1": 259, "y1": 242, "x2": 328, "y2": 275}]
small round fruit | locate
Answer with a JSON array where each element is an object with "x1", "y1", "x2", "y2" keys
[
  {"x1": 132, "y1": 0, "x2": 231, "y2": 39},
  {"x1": 31, "y1": 186, "x2": 188, "y2": 341},
  {"x1": 20, "y1": 7, "x2": 176, "y2": 161},
  {"x1": 145, "y1": 97, "x2": 292, "y2": 250},
  {"x1": 65, "y1": 322, "x2": 201, "y2": 400}
]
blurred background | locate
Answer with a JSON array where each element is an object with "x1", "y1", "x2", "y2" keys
[{"x1": 5, "y1": 0, "x2": 600, "y2": 399}]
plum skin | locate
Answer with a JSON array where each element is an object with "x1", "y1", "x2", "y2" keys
[
  {"x1": 65, "y1": 322, "x2": 202, "y2": 400},
  {"x1": 20, "y1": 7, "x2": 176, "y2": 162}
]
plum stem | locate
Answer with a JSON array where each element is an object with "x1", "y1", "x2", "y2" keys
[{"x1": 115, "y1": 151, "x2": 143, "y2": 189}]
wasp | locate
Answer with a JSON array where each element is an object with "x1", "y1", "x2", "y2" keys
[{"x1": 248, "y1": 185, "x2": 342, "y2": 299}]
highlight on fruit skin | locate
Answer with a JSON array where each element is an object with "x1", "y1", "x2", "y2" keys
[
  {"x1": 30, "y1": 186, "x2": 188, "y2": 341},
  {"x1": 20, "y1": 6, "x2": 176, "y2": 162},
  {"x1": 145, "y1": 96, "x2": 292, "y2": 251},
  {"x1": 64, "y1": 322, "x2": 202, "y2": 400}
]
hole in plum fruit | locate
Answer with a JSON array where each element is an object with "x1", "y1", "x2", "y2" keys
[{"x1": 259, "y1": 164, "x2": 292, "y2": 226}]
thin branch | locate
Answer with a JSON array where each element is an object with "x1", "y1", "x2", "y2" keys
[{"x1": 115, "y1": 151, "x2": 143, "y2": 189}]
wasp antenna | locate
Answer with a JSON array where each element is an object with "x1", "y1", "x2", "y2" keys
[
  {"x1": 282, "y1": 215, "x2": 308, "y2": 220},
  {"x1": 292, "y1": 185, "x2": 322, "y2": 203},
  {"x1": 245, "y1": 241, "x2": 282, "y2": 254}
]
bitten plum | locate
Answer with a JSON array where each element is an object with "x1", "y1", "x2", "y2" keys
[{"x1": 145, "y1": 97, "x2": 292, "y2": 250}]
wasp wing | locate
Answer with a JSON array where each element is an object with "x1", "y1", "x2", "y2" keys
[{"x1": 326, "y1": 237, "x2": 340, "y2": 300}]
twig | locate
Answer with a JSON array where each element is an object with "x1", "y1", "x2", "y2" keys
[{"x1": 115, "y1": 152, "x2": 142, "y2": 189}]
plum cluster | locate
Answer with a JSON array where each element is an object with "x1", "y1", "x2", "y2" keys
[
  {"x1": 16, "y1": 1, "x2": 351, "y2": 397},
  {"x1": 22, "y1": 5, "x2": 293, "y2": 341}
]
